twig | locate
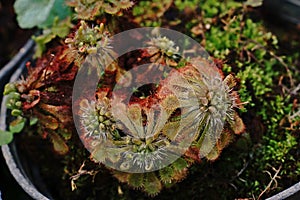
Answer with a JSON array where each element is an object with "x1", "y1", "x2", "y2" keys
[
  {"x1": 258, "y1": 165, "x2": 282, "y2": 200},
  {"x1": 289, "y1": 109, "x2": 300, "y2": 120},
  {"x1": 229, "y1": 159, "x2": 250, "y2": 191},
  {"x1": 245, "y1": 38, "x2": 294, "y2": 88},
  {"x1": 70, "y1": 161, "x2": 99, "y2": 191},
  {"x1": 291, "y1": 83, "x2": 300, "y2": 95},
  {"x1": 269, "y1": 51, "x2": 294, "y2": 88}
]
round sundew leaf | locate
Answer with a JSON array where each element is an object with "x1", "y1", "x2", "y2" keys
[
  {"x1": 206, "y1": 146, "x2": 219, "y2": 161},
  {"x1": 0, "y1": 130, "x2": 13, "y2": 145},
  {"x1": 128, "y1": 173, "x2": 144, "y2": 188},
  {"x1": 159, "y1": 166, "x2": 174, "y2": 183},
  {"x1": 9, "y1": 118, "x2": 26, "y2": 133},
  {"x1": 229, "y1": 112, "x2": 246, "y2": 134},
  {"x1": 29, "y1": 117, "x2": 38, "y2": 126},
  {"x1": 171, "y1": 157, "x2": 188, "y2": 171},
  {"x1": 143, "y1": 172, "x2": 162, "y2": 196},
  {"x1": 48, "y1": 132, "x2": 69, "y2": 155}
]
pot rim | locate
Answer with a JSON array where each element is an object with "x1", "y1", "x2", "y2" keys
[
  {"x1": 0, "y1": 39, "x2": 50, "y2": 200},
  {"x1": 267, "y1": 181, "x2": 300, "y2": 200}
]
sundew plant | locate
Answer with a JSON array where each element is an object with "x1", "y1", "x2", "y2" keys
[{"x1": 0, "y1": 0, "x2": 299, "y2": 199}]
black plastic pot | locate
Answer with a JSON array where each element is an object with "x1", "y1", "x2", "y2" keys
[
  {"x1": 263, "y1": 0, "x2": 300, "y2": 26},
  {"x1": 268, "y1": 183, "x2": 300, "y2": 200},
  {"x1": 1, "y1": 38, "x2": 300, "y2": 199},
  {"x1": 0, "y1": 40, "x2": 51, "y2": 200}
]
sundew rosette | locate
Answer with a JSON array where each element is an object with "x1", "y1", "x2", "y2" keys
[
  {"x1": 76, "y1": 63, "x2": 198, "y2": 173},
  {"x1": 160, "y1": 57, "x2": 245, "y2": 160},
  {"x1": 73, "y1": 27, "x2": 245, "y2": 196}
]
